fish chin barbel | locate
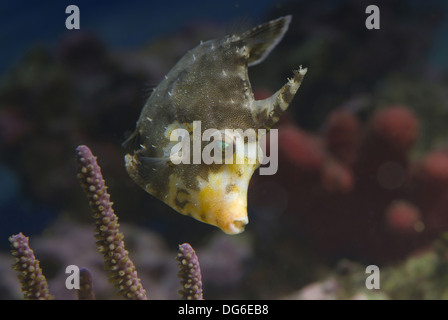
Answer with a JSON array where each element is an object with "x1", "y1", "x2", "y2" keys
[{"x1": 124, "y1": 15, "x2": 307, "y2": 234}]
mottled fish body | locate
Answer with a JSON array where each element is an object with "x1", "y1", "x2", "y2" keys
[{"x1": 124, "y1": 15, "x2": 307, "y2": 234}]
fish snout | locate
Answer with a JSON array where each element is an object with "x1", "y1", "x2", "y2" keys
[
  {"x1": 198, "y1": 180, "x2": 249, "y2": 234},
  {"x1": 217, "y1": 205, "x2": 248, "y2": 235}
]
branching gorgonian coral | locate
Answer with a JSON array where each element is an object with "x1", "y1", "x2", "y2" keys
[
  {"x1": 76, "y1": 145, "x2": 148, "y2": 300},
  {"x1": 9, "y1": 145, "x2": 204, "y2": 300}
]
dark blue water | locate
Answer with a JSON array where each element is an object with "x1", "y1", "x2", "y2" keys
[
  {"x1": 1, "y1": 0, "x2": 448, "y2": 76},
  {"x1": 0, "y1": 0, "x2": 276, "y2": 75}
]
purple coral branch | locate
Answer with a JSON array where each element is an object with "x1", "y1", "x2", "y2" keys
[
  {"x1": 176, "y1": 243, "x2": 203, "y2": 300},
  {"x1": 76, "y1": 145, "x2": 148, "y2": 300},
  {"x1": 77, "y1": 268, "x2": 96, "y2": 300},
  {"x1": 9, "y1": 233, "x2": 53, "y2": 300}
]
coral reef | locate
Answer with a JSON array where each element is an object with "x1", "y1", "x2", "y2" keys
[
  {"x1": 9, "y1": 145, "x2": 204, "y2": 300},
  {"x1": 250, "y1": 105, "x2": 448, "y2": 264},
  {"x1": 283, "y1": 233, "x2": 448, "y2": 300}
]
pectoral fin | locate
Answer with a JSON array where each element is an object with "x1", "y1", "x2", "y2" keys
[{"x1": 122, "y1": 129, "x2": 141, "y2": 153}]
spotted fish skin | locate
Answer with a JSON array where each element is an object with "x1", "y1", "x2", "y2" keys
[{"x1": 124, "y1": 15, "x2": 307, "y2": 234}]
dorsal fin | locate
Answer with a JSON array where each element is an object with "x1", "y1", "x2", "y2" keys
[{"x1": 241, "y1": 15, "x2": 292, "y2": 67}]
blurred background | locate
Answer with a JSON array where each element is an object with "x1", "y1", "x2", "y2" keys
[{"x1": 1, "y1": 0, "x2": 448, "y2": 299}]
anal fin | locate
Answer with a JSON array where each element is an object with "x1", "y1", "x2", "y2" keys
[{"x1": 252, "y1": 66, "x2": 307, "y2": 129}]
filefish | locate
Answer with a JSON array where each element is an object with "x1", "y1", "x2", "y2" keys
[{"x1": 124, "y1": 15, "x2": 307, "y2": 234}]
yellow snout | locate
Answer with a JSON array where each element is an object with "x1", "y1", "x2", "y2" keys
[
  {"x1": 167, "y1": 163, "x2": 257, "y2": 234},
  {"x1": 198, "y1": 179, "x2": 249, "y2": 234}
]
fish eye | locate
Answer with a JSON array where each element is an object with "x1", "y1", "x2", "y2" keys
[
  {"x1": 219, "y1": 141, "x2": 229, "y2": 151},
  {"x1": 218, "y1": 134, "x2": 234, "y2": 159},
  {"x1": 216, "y1": 140, "x2": 231, "y2": 158}
]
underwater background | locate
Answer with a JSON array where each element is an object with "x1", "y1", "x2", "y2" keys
[{"x1": 1, "y1": 0, "x2": 448, "y2": 299}]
